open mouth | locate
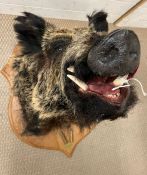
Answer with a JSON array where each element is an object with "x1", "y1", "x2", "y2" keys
[
  {"x1": 66, "y1": 66, "x2": 137, "y2": 105},
  {"x1": 86, "y1": 75, "x2": 130, "y2": 105}
]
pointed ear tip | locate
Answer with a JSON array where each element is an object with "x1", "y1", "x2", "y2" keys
[
  {"x1": 14, "y1": 12, "x2": 27, "y2": 21},
  {"x1": 87, "y1": 11, "x2": 108, "y2": 23},
  {"x1": 100, "y1": 10, "x2": 108, "y2": 15},
  {"x1": 23, "y1": 11, "x2": 37, "y2": 18},
  {"x1": 102, "y1": 11, "x2": 108, "y2": 18},
  {"x1": 22, "y1": 11, "x2": 29, "y2": 16},
  {"x1": 92, "y1": 10, "x2": 108, "y2": 19},
  {"x1": 23, "y1": 11, "x2": 31, "y2": 15},
  {"x1": 96, "y1": 11, "x2": 108, "y2": 18}
]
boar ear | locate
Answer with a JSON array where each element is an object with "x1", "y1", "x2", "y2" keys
[
  {"x1": 87, "y1": 11, "x2": 108, "y2": 35},
  {"x1": 14, "y1": 12, "x2": 46, "y2": 54}
]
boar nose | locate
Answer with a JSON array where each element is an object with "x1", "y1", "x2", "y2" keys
[{"x1": 87, "y1": 29, "x2": 140, "y2": 76}]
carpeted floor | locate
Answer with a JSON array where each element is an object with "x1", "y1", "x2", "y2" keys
[{"x1": 0, "y1": 14, "x2": 147, "y2": 175}]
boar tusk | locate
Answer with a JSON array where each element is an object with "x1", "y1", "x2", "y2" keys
[
  {"x1": 67, "y1": 74, "x2": 88, "y2": 91},
  {"x1": 113, "y1": 75, "x2": 128, "y2": 86},
  {"x1": 112, "y1": 84, "x2": 130, "y2": 91},
  {"x1": 67, "y1": 66, "x2": 75, "y2": 73}
]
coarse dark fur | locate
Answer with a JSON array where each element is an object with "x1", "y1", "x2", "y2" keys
[{"x1": 13, "y1": 11, "x2": 139, "y2": 135}]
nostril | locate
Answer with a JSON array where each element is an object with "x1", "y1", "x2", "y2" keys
[{"x1": 130, "y1": 52, "x2": 138, "y2": 60}]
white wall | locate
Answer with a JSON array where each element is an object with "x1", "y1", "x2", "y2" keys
[
  {"x1": 0, "y1": 0, "x2": 146, "y2": 28},
  {"x1": 118, "y1": 1, "x2": 147, "y2": 28}
]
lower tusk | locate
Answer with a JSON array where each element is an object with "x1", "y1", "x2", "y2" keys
[
  {"x1": 67, "y1": 74, "x2": 88, "y2": 91},
  {"x1": 67, "y1": 66, "x2": 75, "y2": 73},
  {"x1": 112, "y1": 84, "x2": 130, "y2": 91},
  {"x1": 113, "y1": 75, "x2": 128, "y2": 86}
]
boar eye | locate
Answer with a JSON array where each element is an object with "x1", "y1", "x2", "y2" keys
[
  {"x1": 50, "y1": 37, "x2": 72, "y2": 53},
  {"x1": 51, "y1": 40, "x2": 65, "y2": 51}
]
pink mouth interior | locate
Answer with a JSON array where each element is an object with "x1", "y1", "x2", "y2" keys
[
  {"x1": 85, "y1": 68, "x2": 138, "y2": 104},
  {"x1": 87, "y1": 76, "x2": 120, "y2": 95}
]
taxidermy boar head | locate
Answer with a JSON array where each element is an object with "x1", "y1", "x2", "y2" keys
[{"x1": 13, "y1": 11, "x2": 140, "y2": 135}]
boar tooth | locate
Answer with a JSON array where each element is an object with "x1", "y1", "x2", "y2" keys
[
  {"x1": 112, "y1": 84, "x2": 130, "y2": 91},
  {"x1": 67, "y1": 66, "x2": 75, "y2": 73},
  {"x1": 116, "y1": 93, "x2": 120, "y2": 96},
  {"x1": 67, "y1": 74, "x2": 88, "y2": 91},
  {"x1": 113, "y1": 75, "x2": 128, "y2": 86}
]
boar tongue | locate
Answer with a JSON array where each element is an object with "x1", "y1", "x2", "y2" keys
[{"x1": 87, "y1": 76, "x2": 119, "y2": 95}]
